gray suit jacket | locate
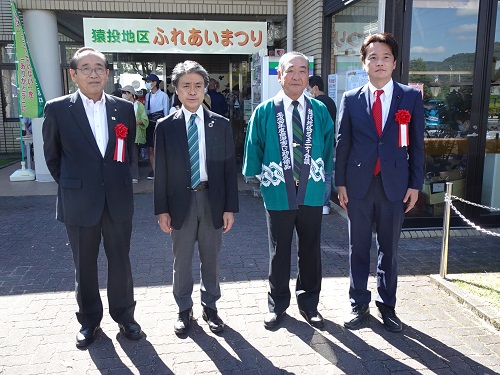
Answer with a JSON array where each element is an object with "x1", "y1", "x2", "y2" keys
[{"x1": 154, "y1": 108, "x2": 239, "y2": 230}]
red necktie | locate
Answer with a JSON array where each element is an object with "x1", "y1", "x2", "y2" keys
[{"x1": 372, "y1": 89, "x2": 384, "y2": 176}]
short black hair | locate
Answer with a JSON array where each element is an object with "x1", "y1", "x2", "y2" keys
[
  {"x1": 360, "y1": 32, "x2": 399, "y2": 63},
  {"x1": 308, "y1": 75, "x2": 324, "y2": 91}
]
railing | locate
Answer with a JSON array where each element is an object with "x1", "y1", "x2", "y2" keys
[{"x1": 440, "y1": 182, "x2": 500, "y2": 278}]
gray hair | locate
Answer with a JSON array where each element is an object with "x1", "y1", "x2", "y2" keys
[
  {"x1": 171, "y1": 60, "x2": 210, "y2": 88},
  {"x1": 278, "y1": 51, "x2": 309, "y2": 73},
  {"x1": 69, "y1": 47, "x2": 108, "y2": 70}
]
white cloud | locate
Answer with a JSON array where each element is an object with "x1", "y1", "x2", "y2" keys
[
  {"x1": 456, "y1": 35, "x2": 476, "y2": 41},
  {"x1": 457, "y1": 0, "x2": 479, "y2": 16},
  {"x1": 449, "y1": 23, "x2": 477, "y2": 34},
  {"x1": 411, "y1": 46, "x2": 446, "y2": 54}
]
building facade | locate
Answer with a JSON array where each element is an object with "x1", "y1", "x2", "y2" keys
[{"x1": 0, "y1": 0, "x2": 498, "y2": 227}]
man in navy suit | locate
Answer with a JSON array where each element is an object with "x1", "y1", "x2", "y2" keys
[
  {"x1": 43, "y1": 47, "x2": 142, "y2": 347},
  {"x1": 154, "y1": 60, "x2": 239, "y2": 335},
  {"x1": 335, "y1": 33, "x2": 425, "y2": 332}
]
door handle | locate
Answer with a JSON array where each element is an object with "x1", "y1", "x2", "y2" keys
[{"x1": 466, "y1": 132, "x2": 479, "y2": 137}]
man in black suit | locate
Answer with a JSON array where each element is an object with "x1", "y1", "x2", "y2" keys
[
  {"x1": 154, "y1": 60, "x2": 239, "y2": 335},
  {"x1": 43, "y1": 47, "x2": 142, "y2": 348}
]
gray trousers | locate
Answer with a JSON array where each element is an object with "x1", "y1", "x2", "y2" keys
[{"x1": 171, "y1": 190, "x2": 222, "y2": 312}]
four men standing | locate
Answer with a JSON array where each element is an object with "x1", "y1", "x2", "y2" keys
[{"x1": 43, "y1": 32, "x2": 423, "y2": 348}]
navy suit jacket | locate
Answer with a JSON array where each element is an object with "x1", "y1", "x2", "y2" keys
[
  {"x1": 335, "y1": 81, "x2": 425, "y2": 201},
  {"x1": 43, "y1": 92, "x2": 136, "y2": 226},
  {"x1": 154, "y1": 108, "x2": 239, "y2": 230}
]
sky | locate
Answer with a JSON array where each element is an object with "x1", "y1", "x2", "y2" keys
[{"x1": 410, "y1": 1, "x2": 486, "y2": 62}]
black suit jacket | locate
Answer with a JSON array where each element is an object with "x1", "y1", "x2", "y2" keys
[
  {"x1": 154, "y1": 108, "x2": 239, "y2": 230},
  {"x1": 43, "y1": 92, "x2": 136, "y2": 226}
]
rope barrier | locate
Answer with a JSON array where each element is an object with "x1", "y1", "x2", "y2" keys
[
  {"x1": 440, "y1": 182, "x2": 500, "y2": 278},
  {"x1": 444, "y1": 194, "x2": 500, "y2": 237}
]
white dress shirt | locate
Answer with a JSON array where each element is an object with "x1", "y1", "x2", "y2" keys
[
  {"x1": 79, "y1": 90, "x2": 108, "y2": 157},
  {"x1": 367, "y1": 80, "x2": 394, "y2": 130},
  {"x1": 182, "y1": 106, "x2": 208, "y2": 182}
]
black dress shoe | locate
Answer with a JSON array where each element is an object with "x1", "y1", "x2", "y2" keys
[
  {"x1": 377, "y1": 304, "x2": 403, "y2": 332},
  {"x1": 174, "y1": 308, "x2": 193, "y2": 335},
  {"x1": 264, "y1": 311, "x2": 285, "y2": 329},
  {"x1": 76, "y1": 326, "x2": 100, "y2": 348},
  {"x1": 344, "y1": 304, "x2": 369, "y2": 329},
  {"x1": 118, "y1": 321, "x2": 142, "y2": 340},
  {"x1": 202, "y1": 307, "x2": 225, "y2": 333},
  {"x1": 299, "y1": 310, "x2": 324, "y2": 328}
]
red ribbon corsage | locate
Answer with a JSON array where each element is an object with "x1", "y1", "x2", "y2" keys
[
  {"x1": 114, "y1": 123, "x2": 128, "y2": 162},
  {"x1": 395, "y1": 109, "x2": 411, "y2": 147}
]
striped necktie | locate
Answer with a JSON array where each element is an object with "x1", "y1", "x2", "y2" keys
[
  {"x1": 187, "y1": 114, "x2": 200, "y2": 188},
  {"x1": 292, "y1": 100, "x2": 303, "y2": 181},
  {"x1": 372, "y1": 89, "x2": 384, "y2": 176}
]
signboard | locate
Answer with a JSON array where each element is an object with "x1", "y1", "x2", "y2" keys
[
  {"x1": 84, "y1": 18, "x2": 267, "y2": 54},
  {"x1": 345, "y1": 69, "x2": 369, "y2": 91},
  {"x1": 327, "y1": 74, "x2": 338, "y2": 106},
  {"x1": 11, "y1": 3, "x2": 45, "y2": 118}
]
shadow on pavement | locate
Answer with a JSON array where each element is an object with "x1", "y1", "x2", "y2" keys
[{"x1": 187, "y1": 322, "x2": 291, "y2": 374}]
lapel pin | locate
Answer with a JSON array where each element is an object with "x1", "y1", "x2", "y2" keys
[
  {"x1": 111, "y1": 117, "x2": 116, "y2": 120},
  {"x1": 208, "y1": 121, "x2": 214, "y2": 128}
]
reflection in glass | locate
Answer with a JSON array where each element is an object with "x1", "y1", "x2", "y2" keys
[
  {"x1": 409, "y1": 2, "x2": 479, "y2": 217},
  {"x1": 481, "y1": 1, "x2": 500, "y2": 213}
]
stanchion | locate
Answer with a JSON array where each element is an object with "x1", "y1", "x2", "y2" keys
[{"x1": 439, "y1": 182, "x2": 453, "y2": 278}]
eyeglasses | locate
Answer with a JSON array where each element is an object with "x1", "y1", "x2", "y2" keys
[{"x1": 76, "y1": 67, "x2": 107, "y2": 76}]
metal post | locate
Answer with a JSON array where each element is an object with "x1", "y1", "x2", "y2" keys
[{"x1": 439, "y1": 182, "x2": 453, "y2": 278}]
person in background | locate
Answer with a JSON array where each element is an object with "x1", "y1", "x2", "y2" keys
[
  {"x1": 207, "y1": 78, "x2": 228, "y2": 116},
  {"x1": 42, "y1": 47, "x2": 142, "y2": 348},
  {"x1": 120, "y1": 85, "x2": 149, "y2": 183},
  {"x1": 335, "y1": 33, "x2": 425, "y2": 333},
  {"x1": 143, "y1": 73, "x2": 170, "y2": 180},
  {"x1": 154, "y1": 60, "x2": 239, "y2": 335},
  {"x1": 307, "y1": 75, "x2": 337, "y2": 215},
  {"x1": 243, "y1": 52, "x2": 334, "y2": 330}
]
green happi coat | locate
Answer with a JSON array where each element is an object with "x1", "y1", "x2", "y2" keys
[{"x1": 243, "y1": 94, "x2": 335, "y2": 210}]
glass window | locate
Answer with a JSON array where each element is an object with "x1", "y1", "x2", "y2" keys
[
  {"x1": 328, "y1": 0, "x2": 379, "y2": 122},
  {"x1": 409, "y1": 1, "x2": 479, "y2": 217},
  {"x1": 481, "y1": 0, "x2": 500, "y2": 215},
  {"x1": 1, "y1": 68, "x2": 19, "y2": 120}
]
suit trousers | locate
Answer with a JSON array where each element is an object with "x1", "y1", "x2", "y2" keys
[
  {"x1": 65, "y1": 201, "x2": 136, "y2": 328},
  {"x1": 266, "y1": 205, "x2": 323, "y2": 314},
  {"x1": 171, "y1": 190, "x2": 222, "y2": 312},
  {"x1": 347, "y1": 175, "x2": 405, "y2": 308}
]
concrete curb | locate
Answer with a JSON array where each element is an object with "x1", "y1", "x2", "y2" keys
[{"x1": 429, "y1": 274, "x2": 500, "y2": 331}]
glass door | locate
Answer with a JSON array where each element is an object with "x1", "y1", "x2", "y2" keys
[
  {"x1": 408, "y1": 1, "x2": 480, "y2": 222},
  {"x1": 480, "y1": 0, "x2": 500, "y2": 223}
]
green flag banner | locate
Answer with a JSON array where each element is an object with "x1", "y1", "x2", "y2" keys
[{"x1": 11, "y1": 2, "x2": 45, "y2": 118}]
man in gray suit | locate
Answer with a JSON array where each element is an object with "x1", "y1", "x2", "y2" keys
[
  {"x1": 43, "y1": 47, "x2": 142, "y2": 348},
  {"x1": 154, "y1": 60, "x2": 239, "y2": 335}
]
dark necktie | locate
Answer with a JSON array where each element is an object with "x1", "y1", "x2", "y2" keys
[
  {"x1": 292, "y1": 100, "x2": 303, "y2": 181},
  {"x1": 187, "y1": 114, "x2": 200, "y2": 188},
  {"x1": 372, "y1": 89, "x2": 384, "y2": 176}
]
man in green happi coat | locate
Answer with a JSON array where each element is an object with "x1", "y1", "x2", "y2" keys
[{"x1": 243, "y1": 51, "x2": 334, "y2": 329}]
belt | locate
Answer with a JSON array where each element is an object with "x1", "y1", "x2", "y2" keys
[{"x1": 191, "y1": 181, "x2": 209, "y2": 191}]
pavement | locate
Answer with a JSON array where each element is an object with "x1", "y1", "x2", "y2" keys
[{"x1": 0, "y1": 161, "x2": 499, "y2": 374}]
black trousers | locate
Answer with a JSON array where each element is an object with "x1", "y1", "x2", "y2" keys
[
  {"x1": 65, "y1": 202, "x2": 136, "y2": 328},
  {"x1": 266, "y1": 205, "x2": 323, "y2": 314}
]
